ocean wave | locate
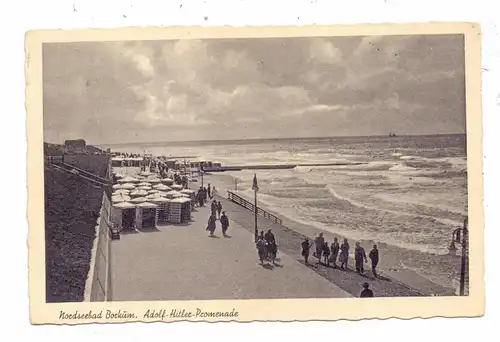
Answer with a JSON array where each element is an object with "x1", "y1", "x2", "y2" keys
[
  {"x1": 412, "y1": 170, "x2": 467, "y2": 179},
  {"x1": 328, "y1": 161, "x2": 396, "y2": 172},
  {"x1": 236, "y1": 188, "x2": 449, "y2": 255},
  {"x1": 374, "y1": 192, "x2": 467, "y2": 217},
  {"x1": 389, "y1": 164, "x2": 416, "y2": 172},
  {"x1": 326, "y1": 184, "x2": 464, "y2": 228},
  {"x1": 399, "y1": 155, "x2": 416, "y2": 160},
  {"x1": 403, "y1": 156, "x2": 467, "y2": 172}
]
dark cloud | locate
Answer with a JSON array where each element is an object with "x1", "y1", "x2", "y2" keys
[{"x1": 42, "y1": 34, "x2": 466, "y2": 144}]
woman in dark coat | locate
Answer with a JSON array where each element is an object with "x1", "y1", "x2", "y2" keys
[
  {"x1": 256, "y1": 231, "x2": 267, "y2": 264},
  {"x1": 329, "y1": 237, "x2": 340, "y2": 268},
  {"x1": 206, "y1": 214, "x2": 217, "y2": 236},
  {"x1": 301, "y1": 239, "x2": 311, "y2": 265}
]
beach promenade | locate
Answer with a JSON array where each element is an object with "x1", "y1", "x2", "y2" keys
[
  {"x1": 204, "y1": 174, "x2": 456, "y2": 297},
  {"x1": 110, "y1": 201, "x2": 351, "y2": 301}
]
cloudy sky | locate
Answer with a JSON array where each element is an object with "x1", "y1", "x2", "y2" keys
[{"x1": 43, "y1": 34, "x2": 465, "y2": 144}]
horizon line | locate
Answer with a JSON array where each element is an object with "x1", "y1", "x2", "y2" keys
[{"x1": 89, "y1": 132, "x2": 466, "y2": 147}]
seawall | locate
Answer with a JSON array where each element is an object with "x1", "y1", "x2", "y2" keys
[
  {"x1": 44, "y1": 166, "x2": 104, "y2": 302},
  {"x1": 44, "y1": 150, "x2": 112, "y2": 302},
  {"x1": 84, "y1": 192, "x2": 112, "y2": 301}
]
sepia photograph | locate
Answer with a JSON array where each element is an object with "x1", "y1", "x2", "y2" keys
[{"x1": 26, "y1": 23, "x2": 484, "y2": 323}]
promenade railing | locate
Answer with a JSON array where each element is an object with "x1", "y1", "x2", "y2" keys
[{"x1": 227, "y1": 191, "x2": 283, "y2": 225}]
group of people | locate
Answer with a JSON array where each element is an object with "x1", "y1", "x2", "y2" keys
[
  {"x1": 138, "y1": 159, "x2": 190, "y2": 188},
  {"x1": 204, "y1": 202, "x2": 378, "y2": 297},
  {"x1": 156, "y1": 160, "x2": 169, "y2": 177},
  {"x1": 172, "y1": 172, "x2": 188, "y2": 188},
  {"x1": 196, "y1": 183, "x2": 217, "y2": 207},
  {"x1": 139, "y1": 159, "x2": 171, "y2": 181},
  {"x1": 210, "y1": 199, "x2": 224, "y2": 218},
  {"x1": 301, "y1": 233, "x2": 380, "y2": 277},
  {"x1": 256, "y1": 229, "x2": 278, "y2": 264},
  {"x1": 206, "y1": 201, "x2": 230, "y2": 237}
]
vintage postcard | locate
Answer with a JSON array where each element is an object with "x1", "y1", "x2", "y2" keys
[{"x1": 26, "y1": 23, "x2": 484, "y2": 324}]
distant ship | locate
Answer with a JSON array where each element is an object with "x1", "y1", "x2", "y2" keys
[{"x1": 389, "y1": 132, "x2": 397, "y2": 137}]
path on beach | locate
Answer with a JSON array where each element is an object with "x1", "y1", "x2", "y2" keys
[{"x1": 110, "y1": 202, "x2": 351, "y2": 301}]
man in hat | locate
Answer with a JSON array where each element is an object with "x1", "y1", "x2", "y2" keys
[
  {"x1": 360, "y1": 282, "x2": 374, "y2": 298},
  {"x1": 220, "y1": 211, "x2": 230, "y2": 237}
]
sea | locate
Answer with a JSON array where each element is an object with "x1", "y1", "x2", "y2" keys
[{"x1": 105, "y1": 134, "x2": 468, "y2": 289}]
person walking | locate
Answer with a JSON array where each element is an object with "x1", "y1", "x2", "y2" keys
[
  {"x1": 202, "y1": 187, "x2": 208, "y2": 204},
  {"x1": 329, "y1": 237, "x2": 340, "y2": 268},
  {"x1": 322, "y1": 241, "x2": 331, "y2": 266},
  {"x1": 354, "y1": 242, "x2": 368, "y2": 274},
  {"x1": 211, "y1": 200, "x2": 217, "y2": 217},
  {"x1": 360, "y1": 282, "x2": 374, "y2": 298},
  {"x1": 301, "y1": 239, "x2": 311, "y2": 265},
  {"x1": 206, "y1": 213, "x2": 217, "y2": 237},
  {"x1": 369, "y1": 245, "x2": 379, "y2": 277},
  {"x1": 220, "y1": 211, "x2": 229, "y2": 237},
  {"x1": 207, "y1": 184, "x2": 212, "y2": 199},
  {"x1": 314, "y1": 233, "x2": 325, "y2": 264},
  {"x1": 197, "y1": 187, "x2": 204, "y2": 207},
  {"x1": 256, "y1": 231, "x2": 267, "y2": 264},
  {"x1": 264, "y1": 229, "x2": 277, "y2": 261},
  {"x1": 339, "y1": 238, "x2": 350, "y2": 270},
  {"x1": 217, "y1": 201, "x2": 223, "y2": 219}
]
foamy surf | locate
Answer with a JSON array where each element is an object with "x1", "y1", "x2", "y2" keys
[
  {"x1": 235, "y1": 186, "x2": 450, "y2": 256},
  {"x1": 325, "y1": 185, "x2": 464, "y2": 228}
]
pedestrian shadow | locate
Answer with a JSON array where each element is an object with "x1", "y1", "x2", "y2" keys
[
  {"x1": 137, "y1": 227, "x2": 161, "y2": 233},
  {"x1": 316, "y1": 262, "x2": 351, "y2": 273},
  {"x1": 375, "y1": 275, "x2": 392, "y2": 282},
  {"x1": 208, "y1": 235, "x2": 221, "y2": 239},
  {"x1": 168, "y1": 221, "x2": 194, "y2": 227},
  {"x1": 272, "y1": 262, "x2": 284, "y2": 268},
  {"x1": 297, "y1": 260, "x2": 319, "y2": 268},
  {"x1": 119, "y1": 229, "x2": 139, "y2": 235},
  {"x1": 223, "y1": 235, "x2": 232, "y2": 239},
  {"x1": 261, "y1": 263, "x2": 275, "y2": 270},
  {"x1": 358, "y1": 273, "x2": 376, "y2": 280}
]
